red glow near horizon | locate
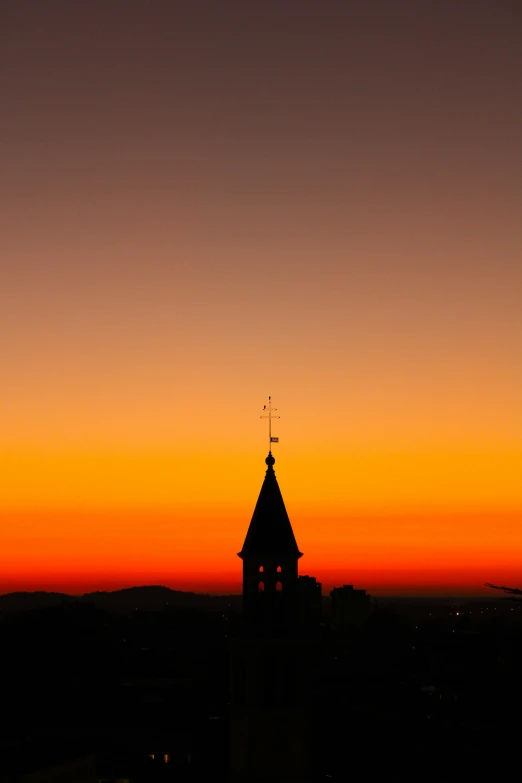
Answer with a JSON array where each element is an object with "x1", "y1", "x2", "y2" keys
[{"x1": 1, "y1": 557, "x2": 519, "y2": 598}]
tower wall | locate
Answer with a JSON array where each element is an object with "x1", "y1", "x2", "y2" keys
[{"x1": 229, "y1": 637, "x2": 315, "y2": 783}]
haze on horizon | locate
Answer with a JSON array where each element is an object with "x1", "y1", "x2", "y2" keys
[{"x1": 1, "y1": 0, "x2": 521, "y2": 596}]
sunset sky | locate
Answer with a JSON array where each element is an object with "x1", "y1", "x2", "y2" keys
[{"x1": 1, "y1": 1, "x2": 521, "y2": 595}]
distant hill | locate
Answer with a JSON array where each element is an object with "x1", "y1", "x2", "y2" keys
[{"x1": 0, "y1": 586, "x2": 242, "y2": 615}]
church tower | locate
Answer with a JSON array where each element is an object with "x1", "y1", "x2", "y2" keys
[
  {"x1": 238, "y1": 450, "x2": 302, "y2": 631},
  {"x1": 228, "y1": 401, "x2": 314, "y2": 783}
]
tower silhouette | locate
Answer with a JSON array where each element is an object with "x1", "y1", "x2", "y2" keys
[
  {"x1": 229, "y1": 447, "x2": 314, "y2": 783},
  {"x1": 238, "y1": 452, "x2": 302, "y2": 631}
]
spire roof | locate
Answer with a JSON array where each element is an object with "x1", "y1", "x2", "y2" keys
[{"x1": 238, "y1": 453, "x2": 303, "y2": 560}]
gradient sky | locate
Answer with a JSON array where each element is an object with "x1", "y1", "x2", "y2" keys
[{"x1": 1, "y1": 1, "x2": 521, "y2": 595}]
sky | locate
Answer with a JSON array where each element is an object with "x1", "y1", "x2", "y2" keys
[{"x1": 1, "y1": 0, "x2": 521, "y2": 595}]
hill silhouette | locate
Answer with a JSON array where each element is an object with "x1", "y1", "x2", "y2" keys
[{"x1": 0, "y1": 585, "x2": 241, "y2": 615}]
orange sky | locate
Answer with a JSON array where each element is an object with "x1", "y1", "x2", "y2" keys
[{"x1": 1, "y1": 2, "x2": 521, "y2": 595}]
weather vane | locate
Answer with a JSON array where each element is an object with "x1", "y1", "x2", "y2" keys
[{"x1": 261, "y1": 396, "x2": 280, "y2": 453}]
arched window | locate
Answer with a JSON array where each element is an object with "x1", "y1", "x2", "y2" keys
[
  {"x1": 258, "y1": 582, "x2": 264, "y2": 592},
  {"x1": 276, "y1": 565, "x2": 282, "y2": 573},
  {"x1": 276, "y1": 581, "x2": 282, "y2": 592},
  {"x1": 259, "y1": 565, "x2": 264, "y2": 573}
]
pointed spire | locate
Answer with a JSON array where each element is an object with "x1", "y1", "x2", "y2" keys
[{"x1": 238, "y1": 453, "x2": 303, "y2": 559}]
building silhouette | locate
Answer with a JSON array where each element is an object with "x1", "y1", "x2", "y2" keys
[
  {"x1": 229, "y1": 451, "x2": 317, "y2": 782},
  {"x1": 331, "y1": 584, "x2": 371, "y2": 629}
]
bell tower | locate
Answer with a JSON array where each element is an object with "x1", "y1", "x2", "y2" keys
[
  {"x1": 238, "y1": 451, "x2": 302, "y2": 630},
  {"x1": 229, "y1": 400, "x2": 314, "y2": 783}
]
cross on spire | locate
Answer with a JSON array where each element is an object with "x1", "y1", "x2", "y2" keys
[{"x1": 260, "y1": 396, "x2": 280, "y2": 453}]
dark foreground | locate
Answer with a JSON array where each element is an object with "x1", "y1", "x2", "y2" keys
[{"x1": 1, "y1": 589, "x2": 521, "y2": 782}]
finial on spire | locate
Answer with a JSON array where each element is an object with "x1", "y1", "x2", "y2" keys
[{"x1": 260, "y1": 395, "x2": 280, "y2": 455}]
